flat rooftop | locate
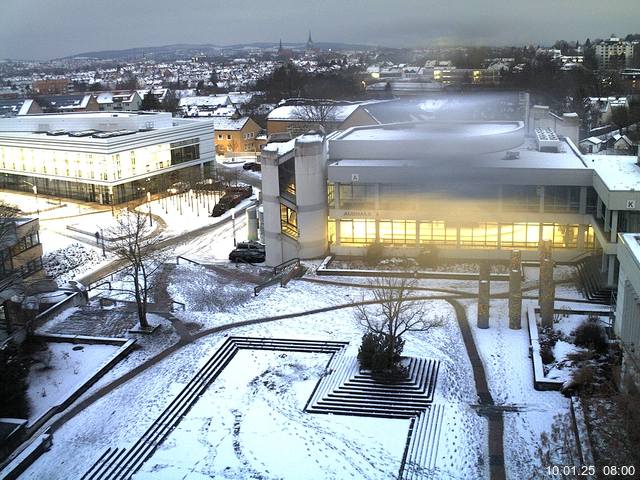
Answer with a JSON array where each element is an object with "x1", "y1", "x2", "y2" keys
[
  {"x1": 330, "y1": 136, "x2": 588, "y2": 171},
  {"x1": 587, "y1": 154, "x2": 640, "y2": 191}
]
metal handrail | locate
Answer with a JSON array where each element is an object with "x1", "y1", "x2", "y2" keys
[
  {"x1": 176, "y1": 256, "x2": 202, "y2": 266},
  {"x1": 273, "y1": 258, "x2": 300, "y2": 275}
]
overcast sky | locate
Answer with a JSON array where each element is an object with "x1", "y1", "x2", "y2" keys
[{"x1": 1, "y1": 0, "x2": 638, "y2": 60}]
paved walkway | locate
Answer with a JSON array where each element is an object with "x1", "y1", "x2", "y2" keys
[{"x1": 446, "y1": 299, "x2": 505, "y2": 480}]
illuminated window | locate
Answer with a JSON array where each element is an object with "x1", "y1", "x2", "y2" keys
[
  {"x1": 379, "y1": 219, "x2": 416, "y2": 245},
  {"x1": 501, "y1": 222, "x2": 540, "y2": 248},
  {"x1": 280, "y1": 204, "x2": 298, "y2": 238},
  {"x1": 420, "y1": 221, "x2": 457, "y2": 245},
  {"x1": 328, "y1": 218, "x2": 336, "y2": 244},
  {"x1": 459, "y1": 223, "x2": 499, "y2": 248},
  {"x1": 340, "y1": 219, "x2": 376, "y2": 244},
  {"x1": 327, "y1": 183, "x2": 335, "y2": 208}
]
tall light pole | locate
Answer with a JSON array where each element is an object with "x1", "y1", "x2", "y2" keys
[
  {"x1": 32, "y1": 185, "x2": 39, "y2": 215},
  {"x1": 231, "y1": 207, "x2": 237, "y2": 246}
]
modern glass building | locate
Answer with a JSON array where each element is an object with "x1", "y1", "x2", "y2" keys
[
  {"x1": 261, "y1": 121, "x2": 640, "y2": 287},
  {"x1": 0, "y1": 112, "x2": 215, "y2": 204}
]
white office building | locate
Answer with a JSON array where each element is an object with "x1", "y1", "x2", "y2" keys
[{"x1": 0, "y1": 112, "x2": 215, "y2": 204}]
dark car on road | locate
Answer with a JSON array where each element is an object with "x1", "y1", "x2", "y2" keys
[
  {"x1": 242, "y1": 162, "x2": 261, "y2": 172},
  {"x1": 229, "y1": 241, "x2": 265, "y2": 263},
  {"x1": 210, "y1": 186, "x2": 253, "y2": 217}
]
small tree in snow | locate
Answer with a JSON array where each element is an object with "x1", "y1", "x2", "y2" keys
[
  {"x1": 356, "y1": 276, "x2": 443, "y2": 375},
  {"x1": 107, "y1": 210, "x2": 163, "y2": 330}
]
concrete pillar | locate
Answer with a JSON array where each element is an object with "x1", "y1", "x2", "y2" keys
[
  {"x1": 246, "y1": 205, "x2": 258, "y2": 241},
  {"x1": 607, "y1": 255, "x2": 616, "y2": 287},
  {"x1": 540, "y1": 258, "x2": 555, "y2": 328},
  {"x1": 294, "y1": 134, "x2": 329, "y2": 259},
  {"x1": 577, "y1": 224, "x2": 586, "y2": 250},
  {"x1": 579, "y1": 186, "x2": 587, "y2": 215},
  {"x1": 478, "y1": 280, "x2": 490, "y2": 329},
  {"x1": 509, "y1": 268, "x2": 522, "y2": 329},
  {"x1": 610, "y1": 210, "x2": 619, "y2": 243},
  {"x1": 596, "y1": 198, "x2": 602, "y2": 220},
  {"x1": 477, "y1": 261, "x2": 490, "y2": 329},
  {"x1": 604, "y1": 208, "x2": 611, "y2": 233},
  {"x1": 261, "y1": 147, "x2": 285, "y2": 266},
  {"x1": 509, "y1": 250, "x2": 522, "y2": 329}
]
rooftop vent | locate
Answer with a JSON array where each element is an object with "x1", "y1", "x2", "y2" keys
[
  {"x1": 535, "y1": 127, "x2": 560, "y2": 152},
  {"x1": 504, "y1": 151, "x2": 520, "y2": 160}
]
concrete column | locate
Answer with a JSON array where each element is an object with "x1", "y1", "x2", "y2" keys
[
  {"x1": 604, "y1": 208, "x2": 611, "y2": 233},
  {"x1": 607, "y1": 255, "x2": 616, "y2": 287},
  {"x1": 610, "y1": 211, "x2": 619, "y2": 243},
  {"x1": 294, "y1": 134, "x2": 329, "y2": 259},
  {"x1": 477, "y1": 261, "x2": 490, "y2": 329},
  {"x1": 509, "y1": 250, "x2": 522, "y2": 330},
  {"x1": 579, "y1": 187, "x2": 587, "y2": 215},
  {"x1": 246, "y1": 206, "x2": 258, "y2": 241},
  {"x1": 538, "y1": 240, "x2": 552, "y2": 300},
  {"x1": 334, "y1": 182, "x2": 341, "y2": 208},
  {"x1": 540, "y1": 258, "x2": 555, "y2": 328},
  {"x1": 261, "y1": 148, "x2": 285, "y2": 266},
  {"x1": 596, "y1": 198, "x2": 602, "y2": 219},
  {"x1": 577, "y1": 224, "x2": 586, "y2": 250},
  {"x1": 478, "y1": 280, "x2": 490, "y2": 329},
  {"x1": 509, "y1": 268, "x2": 522, "y2": 329}
]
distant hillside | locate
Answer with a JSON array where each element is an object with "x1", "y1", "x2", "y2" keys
[{"x1": 63, "y1": 41, "x2": 375, "y2": 60}]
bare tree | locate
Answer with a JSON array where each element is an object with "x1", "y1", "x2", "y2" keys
[
  {"x1": 291, "y1": 102, "x2": 339, "y2": 136},
  {"x1": 355, "y1": 276, "x2": 443, "y2": 372},
  {"x1": 107, "y1": 210, "x2": 163, "y2": 330},
  {"x1": 0, "y1": 201, "x2": 19, "y2": 247}
]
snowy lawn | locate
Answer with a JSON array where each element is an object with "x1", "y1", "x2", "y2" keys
[
  {"x1": 26, "y1": 341, "x2": 119, "y2": 422},
  {"x1": 134, "y1": 350, "x2": 410, "y2": 480},
  {"x1": 465, "y1": 299, "x2": 570, "y2": 478}
]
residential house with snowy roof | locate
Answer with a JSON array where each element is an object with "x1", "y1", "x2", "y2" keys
[
  {"x1": 213, "y1": 116, "x2": 262, "y2": 155},
  {"x1": 95, "y1": 91, "x2": 143, "y2": 112}
]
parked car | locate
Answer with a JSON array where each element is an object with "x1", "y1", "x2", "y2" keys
[
  {"x1": 229, "y1": 241, "x2": 265, "y2": 263},
  {"x1": 210, "y1": 186, "x2": 253, "y2": 217},
  {"x1": 242, "y1": 162, "x2": 261, "y2": 172}
]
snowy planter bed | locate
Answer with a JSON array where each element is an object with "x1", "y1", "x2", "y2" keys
[
  {"x1": 24, "y1": 335, "x2": 135, "y2": 434},
  {"x1": 526, "y1": 305, "x2": 613, "y2": 391},
  {"x1": 318, "y1": 255, "x2": 510, "y2": 280}
]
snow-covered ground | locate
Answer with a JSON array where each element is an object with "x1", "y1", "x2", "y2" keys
[
  {"x1": 18, "y1": 206, "x2": 577, "y2": 480},
  {"x1": 135, "y1": 350, "x2": 410, "y2": 480},
  {"x1": 26, "y1": 341, "x2": 119, "y2": 422},
  {"x1": 465, "y1": 299, "x2": 570, "y2": 478}
]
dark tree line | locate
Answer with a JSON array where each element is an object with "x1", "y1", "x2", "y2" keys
[{"x1": 255, "y1": 63, "x2": 365, "y2": 102}]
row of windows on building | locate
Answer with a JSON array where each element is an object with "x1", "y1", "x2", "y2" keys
[
  {"x1": 327, "y1": 218, "x2": 596, "y2": 250},
  {"x1": 0, "y1": 139, "x2": 201, "y2": 181},
  {"x1": 328, "y1": 183, "x2": 598, "y2": 214}
]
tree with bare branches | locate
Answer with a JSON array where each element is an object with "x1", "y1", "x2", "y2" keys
[
  {"x1": 355, "y1": 276, "x2": 443, "y2": 374},
  {"x1": 0, "y1": 201, "x2": 20, "y2": 247},
  {"x1": 290, "y1": 102, "x2": 339, "y2": 136},
  {"x1": 107, "y1": 210, "x2": 163, "y2": 330}
]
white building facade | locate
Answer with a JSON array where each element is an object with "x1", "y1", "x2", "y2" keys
[{"x1": 0, "y1": 112, "x2": 215, "y2": 203}]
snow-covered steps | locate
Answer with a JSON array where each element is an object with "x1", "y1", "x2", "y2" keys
[
  {"x1": 81, "y1": 336, "x2": 347, "y2": 480},
  {"x1": 305, "y1": 355, "x2": 440, "y2": 419},
  {"x1": 399, "y1": 404, "x2": 446, "y2": 479}
]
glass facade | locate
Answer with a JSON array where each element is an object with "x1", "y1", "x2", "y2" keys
[
  {"x1": 0, "y1": 138, "x2": 202, "y2": 183},
  {"x1": 334, "y1": 218, "x2": 594, "y2": 251},
  {"x1": 280, "y1": 203, "x2": 298, "y2": 238}
]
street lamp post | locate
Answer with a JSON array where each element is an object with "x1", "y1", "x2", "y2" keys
[
  {"x1": 32, "y1": 185, "x2": 39, "y2": 215},
  {"x1": 231, "y1": 207, "x2": 237, "y2": 246},
  {"x1": 147, "y1": 191, "x2": 152, "y2": 227}
]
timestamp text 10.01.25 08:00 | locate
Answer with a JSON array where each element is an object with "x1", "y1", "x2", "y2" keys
[{"x1": 547, "y1": 465, "x2": 636, "y2": 476}]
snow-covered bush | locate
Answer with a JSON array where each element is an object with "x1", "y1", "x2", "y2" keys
[{"x1": 43, "y1": 243, "x2": 102, "y2": 283}]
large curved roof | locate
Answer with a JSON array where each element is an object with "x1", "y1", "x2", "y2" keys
[{"x1": 330, "y1": 121, "x2": 525, "y2": 159}]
